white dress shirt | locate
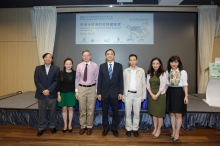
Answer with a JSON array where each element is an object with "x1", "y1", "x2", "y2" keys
[
  {"x1": 107, "y1": 61, "x2": 114, "y2": 72},
  {"x1": 45, "y1": 64, "x2": 51, "y2": 75},
  {"x1": 129, "y1": 67, "x2": 137, "y2": 91}
]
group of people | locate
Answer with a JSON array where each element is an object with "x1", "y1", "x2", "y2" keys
[{"x1": 34, "y1": 49, "x2": 188, "y2": 142}]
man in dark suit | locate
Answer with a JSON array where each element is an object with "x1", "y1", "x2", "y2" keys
[
  {"x1": 34, "y1": 53, "x2": 60, "y2": 137},
  {"x1": 97, "y1": 49, "x2": 123, "y2": 137}
]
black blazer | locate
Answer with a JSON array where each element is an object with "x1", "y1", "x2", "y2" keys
[
  {"x1": 97, "y1": 62, "x2": 123, "y2": 99},
  {"x1": 34, "y1": 65, "x2": 60, "y2": 100},
  {"x1": 57, "y1": 70, "x2": 76, "y2": 93}
]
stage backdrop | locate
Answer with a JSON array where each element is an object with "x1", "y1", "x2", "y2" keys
[{"x1": 53, "y1": 12, "x2": 197, "y2": 93}]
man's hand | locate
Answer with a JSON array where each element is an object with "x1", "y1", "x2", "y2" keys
[
  {"x1": 118, "y1": 94, "x2": 122, "y2": 100},
  {"x1": 97, "y1": 94, "x2": 102, "y2": 101},
  {"x1": 42, "y1": 89, "x2": 50, "y2": 96},
  {"x1": 75, "y1": 92, "x2": 79, "y2": 100}
]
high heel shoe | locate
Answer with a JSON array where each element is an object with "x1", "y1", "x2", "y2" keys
[
  {"x1": 170, "y1": 135, "x2": 174, "y2": 139},
  {"x1": 149, "y1": 133, "x2": 154, "y2": 137},
  {"x1": 152, "y1": 135, "x2": 159, "y2": 139},
  {"x1": 63, "y1": 129, "x2": 67, "y2": 133},
  {"x1": 68, "y1": 128, "x2": 73, "y2": 133},
  {"x1": 173, "y1": 138, "x2": 179, "y2": 142}
]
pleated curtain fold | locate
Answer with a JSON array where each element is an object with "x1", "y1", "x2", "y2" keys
[
  {"x1": 34, "y1": 6, "x2": 57, "y2": 65},
  {"x1": 197, "y1": 5, "x2": 217, "y2": 93}
]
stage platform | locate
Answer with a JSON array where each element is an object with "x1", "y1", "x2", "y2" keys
[{"x1": 0, "y1": 91, "x2": 219, "y2": 130}]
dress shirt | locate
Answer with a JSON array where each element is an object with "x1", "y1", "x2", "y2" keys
[
  {"x1": 108, "y1": 61, "x2": 114, "y2": 72},
  {"x1": 45, "y1": 64, "x2": 51, "y2": 75},
  {"x1": 75, "y1": 61, "x2": 99, "y2": 92},
  {"x1": 129, "y1": 67, "x2": 137, "y2": 91},
  {"x1": 166, "y1": 68, "x2": 188, "y2": 87}
]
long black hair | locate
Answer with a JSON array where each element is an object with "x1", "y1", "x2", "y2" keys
[
  {"x1": 60, "y1": 58, "x2": 73, "y2": 81},
  {"x1": 147, "y1": 57, "x2": 165, "y2": 78},
  {"x1": 167, "y1": 55, "x2": 184, "y2": 73}
]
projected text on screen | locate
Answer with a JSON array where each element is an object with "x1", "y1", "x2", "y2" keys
[{"x1": 76, "y1": 13, "x2": 154, "y2": 44}]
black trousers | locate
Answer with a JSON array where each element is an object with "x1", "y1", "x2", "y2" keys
[{"x1": 101, "y1": 96, "x2": 119, "y2": 130}]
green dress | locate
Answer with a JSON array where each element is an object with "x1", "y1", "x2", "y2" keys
[
  {"x1": 58, "y1": 72, "x2": 78, "y2": 107},
  {"x1": 148, "y1": 75, "x2": 166, "y2": 117}
]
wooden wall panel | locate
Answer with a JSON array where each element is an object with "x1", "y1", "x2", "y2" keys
[
  {"x1": 213, "y1": 37, "x2": 220, "y2": 62},
  {"x1": 0, "y1": 8, "x2": 36, "y2": 42},
  {"x1": 0, "y1": 42, "x2": 39, "y2": 96},
  {"x1": 0, "y1": 8, "x2": 38, "y2": 96}
]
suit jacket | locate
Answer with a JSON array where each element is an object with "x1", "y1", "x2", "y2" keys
[
  {"x1": 123, "y1": 67, "x2": 146, "y2": 99},
  {"x1": 34, "y1": 65, "x2": 60, "y2": 100},
  {"x1": 97, "y1": 62, "x2": 123, "y2": 99},
  {"x1": 57, "y1": 70, "x2": 76, "y2": 93}
]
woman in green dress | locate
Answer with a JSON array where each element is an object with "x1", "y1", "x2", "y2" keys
[
  {"x1": 57, "y1": 58, "x2": 78, "y2": 133},
  {"x1": 146, "y1": 57, "x2": 167, "y2": 138}
]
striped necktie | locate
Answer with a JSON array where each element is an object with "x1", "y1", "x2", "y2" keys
[{"x1": 109, "y1": 64, "x2": 112, "y2": 79}]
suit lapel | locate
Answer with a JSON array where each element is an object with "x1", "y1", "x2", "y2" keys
[
  {"x1": 104, "y1": 63, "x2": 110, "y2": 81},
  {"x1": 127, "y1": 68, "x2": 131, "y2": 85},
  {"x1": 111, "y1": 62, "x2": 116, "y2": 80},
  {"x1": 41, "y1": 65, "x2": 47, "y2": 75}
]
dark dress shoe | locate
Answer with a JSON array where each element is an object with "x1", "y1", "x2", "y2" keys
[
  {"x1": 102, "y1": 129, "x2": 109, "y2": 136},
  {"x1": 79, "y1": 128, "x2": 86, "y2": 135},
  {"x1": 87, "y1": 128, "x2": 92, "y2": 135},
  {"x1": 133, "y1": 131, "x2": 139, "y2": 137},
  {"x1": 111, "y1": 129, "x2": 118, "y2": 137},
  {"x1": 50, "y1": 128, "x2": 57, "y2": 134},
  {"x1": 68, "y1": 128, "x2": 73, "y2": 133},
  {"x1": 126, "y1": 131, "x2": 131, "y2": 137},
  {"x1": 173, "y1": 138, "x2": 179, "y2": 142},
  {"x1": 37, "y1": 129, "x2": 45, "y2": 137}
]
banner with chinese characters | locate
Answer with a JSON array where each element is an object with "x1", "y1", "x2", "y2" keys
[
  {"x1": 75, "y1": 13, "x2": 154, "y2": 44},
  {"x1": 209, "y1": 63, "x2": 220, "y2": 78}
]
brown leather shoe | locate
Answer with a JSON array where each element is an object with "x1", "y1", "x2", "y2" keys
[
  {"x1": 87, "y1": 128, "x2": 92, "y2": 135},
  {"x1": 79, "y1": 128, "x2": 86, "y2": 135}
]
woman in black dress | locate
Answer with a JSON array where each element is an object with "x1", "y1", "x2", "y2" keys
[
  {"x1": 57, "y1": 58, "x2": 77, "y2": 133},
  {"x1": 166, "y1": 55, "x2": 189, "y2": 142}
]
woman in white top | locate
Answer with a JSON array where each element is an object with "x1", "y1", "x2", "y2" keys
[{"x1": 166, "y1": 55, "x2": 189, "y2": 142}]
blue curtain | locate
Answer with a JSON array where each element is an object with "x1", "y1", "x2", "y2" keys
[{"x1": 73, "y1": 90, "x2": 148, "y2": 110}]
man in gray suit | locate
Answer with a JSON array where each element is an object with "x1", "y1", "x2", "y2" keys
[{"x1": 34, "y1": 53, "x2": 60, "y2": 137}]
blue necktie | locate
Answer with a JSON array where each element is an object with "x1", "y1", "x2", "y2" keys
[{"x1": 109, "y1": 64, "x2": 112, "y2": 79}]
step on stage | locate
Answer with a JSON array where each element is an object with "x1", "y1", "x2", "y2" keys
[{"x1": 0, "y1": 91, "x2": 219, "y2": 130}]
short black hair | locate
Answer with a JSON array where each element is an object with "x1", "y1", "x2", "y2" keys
[
  {"x1": 129, "y1": 54, "x2": 138, "y2": 60},
  {"x1": 42, "y1": 53, "x2": 53, "y2": 59},
  {"x1": 105, "y1": 49, "x2": 115, "y2": 55},
  {"x1": 167, "y1": 55, "x2": 184, "y2": 73}
]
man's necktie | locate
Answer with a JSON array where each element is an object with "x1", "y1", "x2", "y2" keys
[
  {"x1": 83, "y1": 64, "x2": 88, "y2": 82},
  {"x1": 109, "y1": 64, "x2": 112, "y2": 79}
]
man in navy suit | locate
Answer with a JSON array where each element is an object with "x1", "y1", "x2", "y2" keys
[
  {"x1": 34, "y1": 53, "x2": 60, "y2": 137},
  {"x1": 97, "y1": 49, "x2": 123, "y2": 137}
]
